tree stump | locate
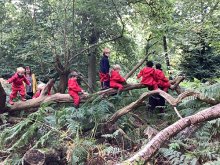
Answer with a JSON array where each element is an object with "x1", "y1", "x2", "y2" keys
[{"x1": 23, "y1": 149, "x2": 45, "y2": 165}]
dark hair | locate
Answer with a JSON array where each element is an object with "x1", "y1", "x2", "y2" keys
[
  {"x1": 69, "y1": 71, "x2": 78, "y2": 78},
  {"x1": 25, "y1": 66, "x2": 32, "y2": 76},
  {"x1": 146, "y1": 61, "x2": 154, "y2": 67},
  {"x1": 156, "y1": 63, "x2": 162, "y2": 70}
]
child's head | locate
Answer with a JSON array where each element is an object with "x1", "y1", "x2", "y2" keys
[
  {"x1": 146, "y1": 61, "x2": 154, "y2": 67},
  {"x1": 37, "y1": 83, "x2": 46, "y2": 91},
  {"x1": 17, "y1": 67, "x2": 25, "y2": 76},
  {"x1": 69, "y1": 71, "x2": 78, "y2": 78},
  {"x1": 112, "y1": 64, "x2": 121, "y2": 71},
  {"x1": 103, "y1": 48, "x2": 110, "y2": 57},
  {"x1": 155, "y1": 63, "x2": 162, "y2": 70}
]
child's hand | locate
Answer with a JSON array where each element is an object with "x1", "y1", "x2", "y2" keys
[{"x1": 82, "y1": 90, "x2": 89, "y2": 95}]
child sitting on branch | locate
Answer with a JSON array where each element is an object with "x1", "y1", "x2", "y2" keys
[
  {"x1": 33, "y1": 83, "x2": 51, "y2": 98},
  {"x1": 137, "y1": 61, "x2": 158, "y2": 90},
  {"x1": 155, "y1": 63, "x2": 170, "y2": 92},
  {"x1": 110, "y1": 64, "x2": 126, "y2": 91},
  {"x1": 68, "y1": 71, "x2": 87, "y2": 108}
]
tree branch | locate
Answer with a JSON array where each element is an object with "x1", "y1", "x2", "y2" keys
[{"x1": 118, "y1": 103, "x2": 220, "y2": 164}]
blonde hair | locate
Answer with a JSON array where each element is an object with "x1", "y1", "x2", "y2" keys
[
  {"x1": 37, "y1": 83, "x2": 46, "y2": 90},
  {"x1": 103, "y1": 48, "x2": 110, "y2": 53},
  {"x1": 112, "y1": 64, "x2": 121, "y2": 70},
  {"x1": 17, "y1": 67, "x2": 25, "y2": 73}
]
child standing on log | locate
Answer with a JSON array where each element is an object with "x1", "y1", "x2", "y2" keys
[
  {"x1": 110, "y1": 64, "x2": 126, "y2": 91},
  {"x1": 155, "y1": 63, "x2": 170, "y2": 92},
  {"x1": 7, "y1": 67, "x2": 30, "y2": 105},
  {"x1": 137, "y1": 61, "x2": 158, "y2": 90},
  {"x1": 68, "y1": 71, "x2": 86, "y2": 108},
  {"x1": 99, "y1": 48, "x2": 111, "y2": 90}
]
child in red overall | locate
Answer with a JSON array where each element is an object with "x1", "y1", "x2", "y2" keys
[
  {"x1": 137, "y1": 61, "x2": 158, "y2": 90},
  {"x1": 7, "y1": 67, "x2": 30, "y2": 105},
  {"x1": 155, "y1": 63, "x2": 170, "y2": 92},
  {"x1": 33, "y1": 83, "x2": 51, "y2": 98},
  {"x1": 110, "y1": 64, "x2": 126, "y2": 90},
  {"x1": 99, "y1": 48, "x2": 111, "y2": 89},
  {"x1": 68, "y1": 71, "x2": 85, "y2": 108}
]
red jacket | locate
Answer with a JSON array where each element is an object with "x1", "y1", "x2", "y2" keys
[
  {"x1": 110, "y1": 70, "x2": 125, "y2": 83},
  {"x1": 137, "y1": 67, "x2": 157, "y2": 86},
  {"x1": 68, "y1": 78, "x2": 82, "y2": 93},
  {"x1": 33, "y1": 90, "x2": 51, "y2": 98},
  {"x1": 8, "y1": 73, "x2": 30, "y2": 89},
  {"x1": 154, "y1": 69, "x2": 170, "y2": 87}
]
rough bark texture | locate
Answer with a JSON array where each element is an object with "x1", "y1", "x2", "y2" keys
[
  {"x1": 88, "y1": 28, "x2": 99, "y2": 93},
  {"x1": 23, "y1": 148, "x2": 64, "y2": 165},
  {"x1": 0, "y1": 82, "x2": 6, "y2": 109},
  {"x1": 163, "y1": 36, "x2": 170, "y2": 67},
  {"x1": 1, "y1": 76, "x2": 185, "y2": 113},
  {"x1": 119, "y1": 103, "x2": 220, "y2": 164},
  {"x1": 107, "y1": 89, "x2": 218, "y2": 126}
]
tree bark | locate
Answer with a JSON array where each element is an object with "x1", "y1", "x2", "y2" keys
[
  {"x1": 107, "y1": 89, "x2": 218, "y2": 126},
  {"x1": 118, "y1": 103, "x2": 220, "y2": 164},
  {"x1": 1, "y1": 76, "x2": 185, "y2": 112},
  {"x1": 0, "y1": 82, "x2": 6, "y2": 109},
  {"x1": 57, "y1": 71, "x2": 69, "y2": 94},
  {"x1": 88, "y1": 28, "x2": 99, "y2": 93},
  {"x1": 23, "y1": 148, "x2": 64, "y2": 165},
  {"x1": 163, "y1": 36, "x2": 170, "y2": 68}
]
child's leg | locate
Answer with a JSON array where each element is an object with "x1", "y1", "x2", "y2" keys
[
  {"x1": 9, "y1": 89, "x2": 18, "y2": 104},
  {"x1": 19, "y1": 87, "x2": 26, "y2": 101},
  {"x1": 69, "y1": 92, "x2": 80, "y2": 108},
  {"x1": 110, "y1": 82, "x2": 123, "y2": 90},
  {"x1": 162, "y1": 82, "x2": 171, "y2": 92}
]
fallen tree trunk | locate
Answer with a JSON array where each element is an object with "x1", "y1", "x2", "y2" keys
[
  {"x1": 118, "y1": 103, "x2": 220, "y2": 164},
  {"x1": 106, "y1": 89, "x2": 218, "y2": 126},
  {"x1": 2, "y1": 76, "x2": 184, "y2": 112}
]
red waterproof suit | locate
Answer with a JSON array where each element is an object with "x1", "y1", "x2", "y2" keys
[
  {"x1": 68, "y1": 78, "x2": 82, "y2": 107},
  {"x1": 137, "y1": 67, "x2": 158, "y2": 90},
  {"x1": 110, "y1": 70, "x2": 125, "y2": 90},
  {"x1": 154, "y1": 69, "x2": 170, "y2": 92},
  {"x1": 7, "y1": 73, "x2": 30, "y2": 101},
  {"x1": 33, "y1": 90, "x2": 51, "y2": 98}
]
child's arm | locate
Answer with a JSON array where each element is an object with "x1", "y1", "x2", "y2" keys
[
  {"x1": 137, "y1": 70, "x2": 143, "y2": 79},
  {"x1": 23, "y1": 76, "x2": 30, "y2": 85},
  {"x1": 7, "y1": 74, "x2": 16, "y2": 84},
  {"x1": 68, "y1": 80, "x2": 82, "y2": 92},
  {"x1": 113, "y1": 72, "x2": 126, "y2": 82}
]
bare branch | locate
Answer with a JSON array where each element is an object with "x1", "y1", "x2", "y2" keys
[{"x1": 118, "y1": 103, "x2": 220, "y2": 164}]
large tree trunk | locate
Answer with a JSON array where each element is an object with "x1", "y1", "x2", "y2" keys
[
  {"x1": 163, "y1": 36, "x2": 170, "y2": 68},
  {"x1": 0, "y1": 82, "x2": 6, "y2": 109},
  {"x1": 88, "y1": 28, "x2": 100, "y2": 93},
  {"x1": 119, "y1": 103, "x2": 220, "y2": 164},
  {"x1": 58, "y1": 71, "x2": 69, "y2": 93},
  {"x1": 88, "y1": 52, "x2": 97, "y2": 93}
]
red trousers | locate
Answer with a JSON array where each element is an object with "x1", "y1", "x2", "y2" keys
[
  {"x1": 110, "y1": 82, "x2": 123, "y2": 90},
  {"x1": 69, "y1": 91, "x2": 80, "y2": 106},
  {"x1": 158, "y1": 82, "x2": 170, "y2": 92},
  {"x1": 10, "y1": 87, "x2": 25, "y2": 100}
]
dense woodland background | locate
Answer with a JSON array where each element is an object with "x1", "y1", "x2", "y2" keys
[{"x1": 0, "y1": 0, "x2": 220, "y2": 164}]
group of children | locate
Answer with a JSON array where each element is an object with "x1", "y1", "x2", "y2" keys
[
  {"x1": 7, "y1": 67, "x2": 48, "y2": 105},
  {"x1": 99, "y1": 48, "x2": 170, "y2": 93},
  {"x1": 7, "y1": 48, "x2": 170, "y2": 109}
]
